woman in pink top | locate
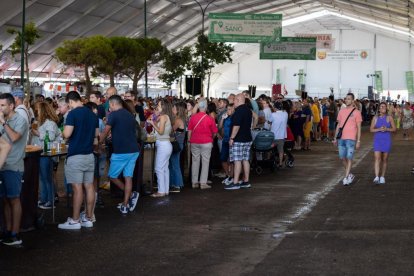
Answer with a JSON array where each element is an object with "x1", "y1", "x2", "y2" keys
[{"x1": 188, "y1": 98, "x2": 218, "y2": 189}]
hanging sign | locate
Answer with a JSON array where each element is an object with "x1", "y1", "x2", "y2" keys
[
  {"x1": 406, "y1": 71, "x2": 414, "y2": 94},
  {"x1": 208, "y1": 13, "x2": 282, "y2": 43},
  {"x1": 296, "y1": 34, "x2": 334, "y2": 50},
  {"x1": 317, "y1": 50, "x2": 370, "y2": 61},
  {"x1": 276, "y1": 68, "x2": 281, "y2": 84},
  {"x1": 375, "y1": 71, "x2": 383, "y2": 93},
  {"x1": 260, "y1": 37, "x2": 316, "y2": 60}
]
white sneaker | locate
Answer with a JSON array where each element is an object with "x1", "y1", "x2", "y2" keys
[
  {"x1": 373, "y1": 176, "x2": 380, "y2": 184},
  {"x1": 342, "y1": 177, "x2": 350, "y2": 186},
  {"x1": 80, "y1": 211, "x2": 96, "y2": 223},
  {"x1": 80, "y1": 217, "x2": 93, "y2": 228},
  {"x1": 58, "y1": 217, "x2": 81, "y2": 230},
  {"x1": 347, "y1": 174, "x2": 355, "y2": 184},
  {"x1": 379, "y1": 177, "x2": 386, "y2": 184}
]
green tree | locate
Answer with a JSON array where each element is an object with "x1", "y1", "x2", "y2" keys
[
  {"x1": 56, "y1": 36, "x2": 115, "y2": 94},
  {"x1": 159, "y1": 46, "x2": 191, "y2": 96},
  {"x1": 123, "y1": 37, "x2": 164, "y2": 94},
  {"x1": 7, "y1": 22, "x2": 41, "y2": 98},
  {"x1": 93, "y1": 36, "x2": 132, "y2": 87},
  {"x1": 191, "y1": 32, "x2": 233, "y2": 97}
]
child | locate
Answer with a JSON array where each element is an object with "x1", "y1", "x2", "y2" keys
[{"x1": 219, "y1": 104, "x2": 234, "y2": 185}]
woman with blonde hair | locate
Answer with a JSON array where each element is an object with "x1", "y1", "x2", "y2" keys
[
  {"x1": 147, "y1": 99, "x2": 173, "y2": 197},
  {"x1": 32, "y1": 101, "x2": 61, "y2": 209},
  {"x1": 169, "y1": 101, "x2": 186, "y2": 192}
]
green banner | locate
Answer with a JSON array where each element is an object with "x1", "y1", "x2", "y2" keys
[
  {"x1": 276, "y1": 68, "x2": 281, "y2": 84},
  {"x1": 375, "y1": 71, "x2": 383, "y2": 93},
  {"x1": 260, "y1": 37, "x2": 316, "y2": 60},
  {"x1": 208, "y1": 13, "x2": 282, "y2": 43},
  {"x1": 298, "y1": 69, "x2": 305, "y2": 90},
  {"x1": 407, "y1": 71, "x2": 414, "y2": 94}
]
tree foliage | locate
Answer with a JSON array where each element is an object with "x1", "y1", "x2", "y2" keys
[
  {"x1": 7, "y1": 22, "x2": 41, "y2": 98},
  {"x1": 159, "y1": 46, "x2": 191, "y2": 88},
  {"x1": 55, "y1": 36, "x2": 163, "y2": 94},
  {"x1": 160, "y1": 32, "x2": 233, "y2": 97}
]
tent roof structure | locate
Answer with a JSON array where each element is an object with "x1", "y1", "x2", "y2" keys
[{"x1": 0, "y1": 0, "x2": 413, "y2": 79}]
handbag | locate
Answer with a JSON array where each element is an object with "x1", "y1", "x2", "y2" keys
[
  {"x1": 171, "y1": 131, "x2": 181, "y2": 153},
  {"x1": 336, "y1": 108, "x2": 356, "y2": 140}
]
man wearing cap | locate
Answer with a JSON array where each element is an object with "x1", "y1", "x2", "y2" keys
[
  {"x1": 269, "y1": 102, "x2": 288, "y2": 167},
  {"x1": 12, "y1": 89, "x2": 30, "y2": 125},
  {"x1": 12, "y1": 89, "x2": 30, "y2": 144}
]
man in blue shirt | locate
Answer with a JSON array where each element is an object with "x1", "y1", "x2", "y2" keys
[
  {"x1": 99, "y1": 95, "x2": 139, "y2": 215},
  {"x1": 58, "y1": 91, "x2": 99, "y2": 230}
]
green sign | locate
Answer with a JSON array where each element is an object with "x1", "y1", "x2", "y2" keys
[
  {"x1": 406, "y1": 71, "x2": 414, "y2": 94},
  {"x1": 276, "y1": 68, "x2": 281, "y2": 84},
  {"x1": 298, "y1": 69, "x2": 305, "y2": 90},
  {"x1": 375, "y1": 71, "x2": 383, "y2": 93},
  {"x1": 260, "y1": 37, "x2": 316, "y2": 60},
  {"x1": 208, "y1": 13, "x2": 282, "y2": 43}
]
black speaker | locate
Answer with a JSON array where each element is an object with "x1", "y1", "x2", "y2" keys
[
  {"x1": 248, "y1": 85, "x2": 257, "y2": 98},
  {"x1": 368, "y1": 85, "x2": 373, "y2": 100},
  {"x1": 185, "y1": 77, "x2": 202, "y2": 97},
  {"x1": 301, "y1": 91, "x2": 308, "y2": 100},
  {"x1": 301, "y1": 84, "x2": 306, "y2": 91}
]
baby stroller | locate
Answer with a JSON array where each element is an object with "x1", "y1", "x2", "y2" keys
[
  {"x1": 281, "y1": 126, "x2": 295, "y2": 168},
  {"x1": 251, "y1": 128, "x2": 278, "y2": 175}
]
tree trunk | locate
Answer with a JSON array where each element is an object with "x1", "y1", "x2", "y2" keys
[
  {"x1": 24, "y1": 49, "x2": 30, "y2": 101},
  {"x1": 132, "y1": 74, "x2": 139, "y2": 94},
  {"x1": 206, "y1": 70, "x2": 211, "y2": 99},
  {"x1": 84, "y1": 66, "x2": 92, "y2": 96},
  {"x1": 179, "y1": 76, "x2": 182, "y2": 99},
  {"x1": 109, "y1": 74, "x2": 115, "y2": 87}
]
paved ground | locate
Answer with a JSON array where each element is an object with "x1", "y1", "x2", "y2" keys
[{"x1": 1, "y1": 129, "x2": 413, "y2": 275}]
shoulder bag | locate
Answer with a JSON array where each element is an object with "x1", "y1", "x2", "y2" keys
[{"x1": 336, "y1": 108, "x2": 356, "y2": 140}]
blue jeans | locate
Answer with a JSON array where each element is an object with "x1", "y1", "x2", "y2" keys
[
  {"x1": 169, "y1": 142, "x2": 184, "y2": 188},
  {"x1": 39, "y1": 157, "x2": 54, "y2": 203}
]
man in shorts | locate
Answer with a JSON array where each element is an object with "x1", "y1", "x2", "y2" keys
[
  {"x1": 333, "y1": 92, "x2": 362, "y2": 186},
  {"x1": 0, "y1": 93, "x2": 28, "y2": 246},
  {"x1": 99, "y1": 95, "x2": 139, "y2": 215},
  {"x1": 225, "y1": 93, "x2": 253, "y2": 190},
  {"x1": 58, "y1": 91, "x2": 99, "y2": 230}
]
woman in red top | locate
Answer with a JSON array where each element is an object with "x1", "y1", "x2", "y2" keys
[{"x1": 188, "y1": 98, "x2": 218, "y2": 189}]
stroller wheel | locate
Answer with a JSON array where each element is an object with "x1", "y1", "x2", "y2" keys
[
  {"x1": 255, "y1": 167, "x2": 263, "y2": 175},
  {"x1": 285, "y1": 159, "x2": 295, "y2": 168}
]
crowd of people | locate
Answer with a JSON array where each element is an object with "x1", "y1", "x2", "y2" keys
[{"x1": 0, "y1": 85, "x2": 411, "y2": 246}]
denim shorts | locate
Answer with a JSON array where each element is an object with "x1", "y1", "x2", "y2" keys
[
  {"x1": 108, "y1": 152, "x2": 139, "y2": 179},
  {"x1": 0, "y1": 170, "x2": 23, "y2": 198},
  {"x1": 338, "y1": 139, "x2": 356, "y2": 160}
]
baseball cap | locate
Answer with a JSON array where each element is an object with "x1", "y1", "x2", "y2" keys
[{"x1": 11, "y1": 88, "x2": 25, "y2": 99}]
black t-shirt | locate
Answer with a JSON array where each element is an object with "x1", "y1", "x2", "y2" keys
[
  {"x1": 107, "y1": 108, "x2": 139, "y2": 154},
  {"x1": 233, "y1": 104, "x2": 252, "y2": 142},
  {"x1": 65, "y1": 106, "x2": 99, "y2": 157},
  {"x1": 97, "y1": 104, "x2": 106, "y2": 120},
  {"x1": 135, "y1": 105, "x2": 146, "y2": 122}
]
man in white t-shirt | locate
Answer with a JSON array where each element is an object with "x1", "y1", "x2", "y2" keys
[{"x1": 269, "y1": 102, "x2": 288, "y2": 167}]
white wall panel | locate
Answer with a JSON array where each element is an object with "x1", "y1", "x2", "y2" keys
[{"x1": 210, "y1": 29, "x2": 412, "y2": 99}]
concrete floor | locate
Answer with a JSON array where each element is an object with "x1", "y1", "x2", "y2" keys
[{"x1": 1, "y1": 129, "x2": 413, "y2": 275}]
